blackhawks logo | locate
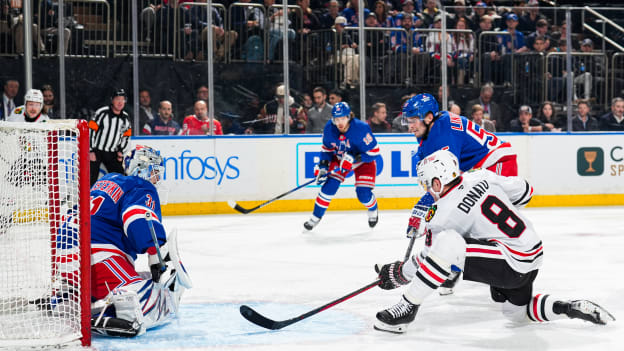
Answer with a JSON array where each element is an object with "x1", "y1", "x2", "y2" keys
[{"x1": 425, "y1": 205, "x2": 437, "y2": 222}]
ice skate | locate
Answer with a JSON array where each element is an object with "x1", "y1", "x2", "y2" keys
[
  {"x1": 559, "y1": 300, "x2": 616, "y2": 325},
  {"x1": 303, "y1": 216, "x2": 320, "y2": 231},
  {"x1": 368, "y1": 208, "x2": 378, "y2": 228},
  {"x1": 438, "y1": 271, "x2": 461, "y2": 296},
  {"x1": 374, "y1": 296, "x2": 419, "y2": 334}
]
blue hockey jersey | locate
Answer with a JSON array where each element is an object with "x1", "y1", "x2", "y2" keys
[
  {"x1": 320, "y1": 118, "x2": 380, "y2": 163},
  {"x1": 414, "y1": 111, "x2": 513, "y2": 172},
  {"x1": 90, "y1": 173, "x2": 166, "y2": 263}
]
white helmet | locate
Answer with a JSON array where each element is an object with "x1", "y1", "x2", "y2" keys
[
  {"x1": 123, "y1": 145, "x2": 164, "y2": 185},
  {"x1": 25, "y1": 89, "x2": 44, "y2": 104},
  {"x1": 417, "y1": 149, "x2": 460, "y2": 200},
  {"x1": 25, "y1": 89, "x2": 44, "y2": 113}
]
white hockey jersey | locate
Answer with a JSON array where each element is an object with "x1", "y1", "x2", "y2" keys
[
  {"x1": 425, "y1": 170, "x2": 542, "y2": 273},
  {"x1": 7, "y1": 105, "x2": 49, "y2": 123}
]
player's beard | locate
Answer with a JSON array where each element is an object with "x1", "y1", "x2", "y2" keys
[{"x1": 421, "y1": 121, "x2": 432, "y2": 140}]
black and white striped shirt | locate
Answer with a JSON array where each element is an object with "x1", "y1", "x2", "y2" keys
[{"x1": 88, "y1": 106, "x2": 132, "y2": 153}]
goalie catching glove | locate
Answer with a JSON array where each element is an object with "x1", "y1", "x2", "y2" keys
[
  {"x1": 375, "y1": 261, "x2": 410, "y2": 290},
  {"x1": 314, "y1": 160, "x2": 330, "y2": 184}
]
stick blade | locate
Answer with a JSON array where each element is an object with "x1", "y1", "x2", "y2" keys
[
  {"x1": 227, "y1": 200, "x2": 250, "y2": 214},
  {"x1": 239, "y1": 305, "x2": 285, "y2": 330}
]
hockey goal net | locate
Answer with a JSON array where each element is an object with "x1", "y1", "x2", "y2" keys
[{"x1": 0, "y1": 120, "x2": 91, "y2": 348}]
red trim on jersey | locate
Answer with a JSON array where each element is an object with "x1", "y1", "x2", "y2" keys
[
  {"x1": 472, "y1": 142, "x2": 513, "y2": 169},
  {"x1": 91, "y1": 247, "x2": 129, "y2": 257},
  {"x1": 122, "y1": 208, "x2": 159, "y2": 224},
  {"x1": 466, "y1": 247, "x2": 502, "y2": 255},
  {"x1": 366, "y1": 146, "x2": 380, "y2": 156},
  {"x1": 489, "y1": 239, "x2": 543, "y2": 257},
  {"x1": 440, "y1": 176, "x2": 463, "y2": 198}
]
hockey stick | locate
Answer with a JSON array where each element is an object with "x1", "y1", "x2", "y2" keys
[
  {"x1": 404, "y1": 231, "x2": 418, "y2": 262},
  {"x1": 228, "y1": 178, "x2": 318, "y2": 214},
  {"x1": 240, "y1": 238, "x2": 415, "y2": 330},
  {"x1": 240, "y1": 279, "x2": 381, "y2": 330},
  {"x1": 145, "y1": 212, "x2": 166, "y2": 272}
]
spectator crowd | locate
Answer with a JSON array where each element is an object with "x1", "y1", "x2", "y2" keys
[{"x1": 1, "y1": 1, "x2": 623, "y2": 133}]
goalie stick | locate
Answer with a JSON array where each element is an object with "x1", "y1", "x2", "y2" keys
[{"x1": 239, "y1": 236, "x2": 417, "y2": 330}]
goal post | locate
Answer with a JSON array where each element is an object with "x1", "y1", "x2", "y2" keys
[{"x1": 0, "y1": 120, "x2": 91, "y2": 347}]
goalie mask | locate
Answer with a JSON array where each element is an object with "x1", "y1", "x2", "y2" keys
[
  {"x1": 417, "y1": 149, "x2": 460, "y2": 200},
  {"x1": 124, "y1": 145, "x2": 164, "y2": 186}
]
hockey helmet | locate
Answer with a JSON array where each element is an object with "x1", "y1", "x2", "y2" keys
[
  {"x1": 124, "y1": 145, "x2": 164, "y2": 185},
  {"x1": 417, "y1": 149, "x2": 460, "y2": 199},
  {"x1": 401, "y1": 93, "x2": 439, "y2": 125},
  {"x1": 332, "y1": 101, "x2": 351, "y2": 119},
  {"x1": 24, "y1": 89, "x2": 44, "y2": 115}
]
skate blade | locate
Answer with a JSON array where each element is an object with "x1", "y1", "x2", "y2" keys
[
  {"x1": 438, "y1": 287, "x2": 454, "y2": 296},
  {"x1": 373, "y1": 320, "x2": 409, "y2": 334},
  {"x1": 587, "y1": 301, "x2": 616, "y2": 324}
]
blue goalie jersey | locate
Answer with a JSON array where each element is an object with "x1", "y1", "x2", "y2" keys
[
  {"x1": 90, "y1": 173, "x2": 166, "y2": 263},
  {"x1": 414, "y1": 111, "x2": 512, "y2": 172},
  {"x1": 320, "y1": 118, "x2": 380, "y2": 163}
]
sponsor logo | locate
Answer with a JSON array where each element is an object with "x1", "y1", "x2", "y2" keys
[
  {"x1": 163, "y1": 150, "x2": 240, "y2": 185},
  {"x1": 577, "y1": 147, "x2": 604, "y2": 176}
]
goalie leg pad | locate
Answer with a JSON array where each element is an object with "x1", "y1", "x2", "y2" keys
[
  {"x1": 91, "y1": 255, "x2": 185, "y2": 334},
  {"x1": 91, "y1": 316, "x2": 142, "y2": 337},
  {"x1": 167, "y1": 227, "x2": 193, "y2": 289}
]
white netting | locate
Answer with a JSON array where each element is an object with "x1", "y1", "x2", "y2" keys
[{"x1": 0, "y1": 121, "x2": 87, "y2": 348}]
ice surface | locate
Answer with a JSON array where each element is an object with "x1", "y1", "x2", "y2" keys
[{"x1": 93, "y1": 206, "x2": 624, "y2": 351}]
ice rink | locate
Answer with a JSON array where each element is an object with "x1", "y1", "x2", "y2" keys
[{"x1": 93, "y1": 206, "x2": 624, "y2": 351}]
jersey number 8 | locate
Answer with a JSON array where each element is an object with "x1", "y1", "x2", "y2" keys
[{"x1": 481, "y1": 195, "x2": 526, "y2": 238}]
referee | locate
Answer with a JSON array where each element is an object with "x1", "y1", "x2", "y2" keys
[{"x1": 88, "y1": 88, "x2": 132, "y2": 185}]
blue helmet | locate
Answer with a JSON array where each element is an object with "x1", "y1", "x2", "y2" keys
[
  {"x1": 402, "y1": 93, "x2": 439, "y2": 120},
  {"x1": 123, "y1": 145, "x2": 164, "y2": 184},
  {"x1": 332, "y1": 102, "x2": 351, "y2": 118}
]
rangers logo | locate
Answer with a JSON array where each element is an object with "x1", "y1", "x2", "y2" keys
[{"x1": 425, "y1": 205, "x2": 437, "y2": 222}]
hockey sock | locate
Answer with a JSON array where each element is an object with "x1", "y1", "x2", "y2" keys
[
  {"x1": 527, "y1": 294, "x2": 566, "y2": 322},
  {"x1": 404, "y1": 253, "x2": 451, "y2": 305},
  {"x1": 312, "y1": 178, "x2": 340, "y2": 218},
  {"x1": 355, "y1": 187, "x2": 377, "y2": 211}
]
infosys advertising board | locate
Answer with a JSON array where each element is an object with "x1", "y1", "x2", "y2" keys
[{"x1": 131, "y1": 135, "x2": 424, "y2": 203}]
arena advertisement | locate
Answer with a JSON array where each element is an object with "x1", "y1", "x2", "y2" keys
[{"x1": 131, "y1": 133, "x2": 624, "y2": 209}]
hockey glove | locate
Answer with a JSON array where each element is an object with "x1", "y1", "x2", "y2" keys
[
  {"x1": 148, "y1": 244, "x2": 171, "y2": 283},
  {"x1": 406, "y1": 204, "x2": 429, "y2": 238},
  {"x1": 375, "y1": 261, "x2": 410, "y2": 290},
  {"x1": 314, "y1": 160, "x2": 330, "y2": 184},
  {"x1": 339, "y1": 153, "x2": 355, "y2": 173}
]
